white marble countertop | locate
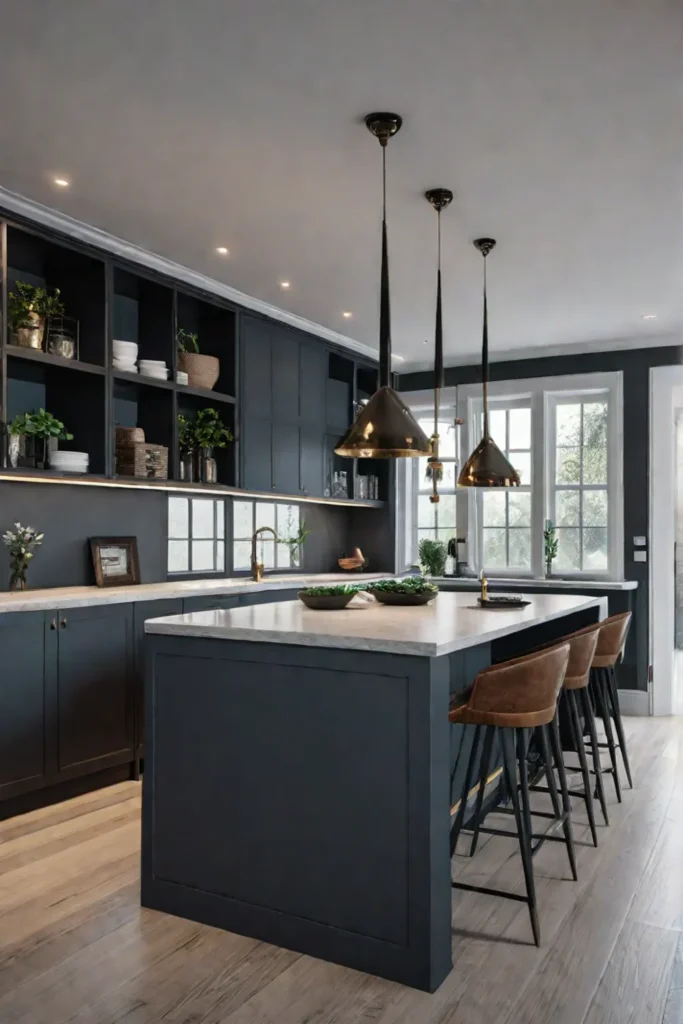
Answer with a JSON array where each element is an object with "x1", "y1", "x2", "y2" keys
[
  {"x1": 434, "y1": 577, "x2": 637, "y2": 592},
  {"x1": 0, "y1": 573, "x2": 388, "y2": 614},
  {"x1": 145, "y1": 591, "x2": 606, "y2": 657}
]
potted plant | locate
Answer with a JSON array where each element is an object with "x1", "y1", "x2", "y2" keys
[
  {"x1": 544, "y1": 519, "x2": 559, "y2": 578},
  {"x1": 177, "y1": 329, "x2": 220, "y2": 391},
  {"x1": 370, "y1": 576, "x2": 439, "y2": 606},
  {"x1": 2, "y1": 522, "x2": 44, "y2": 591},
  {"x1": 177, "y1": 413, "x2": 196, "y2": 482},
  {"x1": 190, "y1": 408, "x2": 234, "y2": 482},
  {"x1": 8, "y1": 282, "x2": 65, "y2": 350},
  {"x1": 418, "y1": 538, "x2": 447, "y2": 578},
  {"x1": 9, "y1": 409, "x2": 74, "y2": 469}
]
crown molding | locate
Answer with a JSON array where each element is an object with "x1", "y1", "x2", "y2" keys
[{"x1": 0, "y1": 186, "x2": 380, "y2": 364}]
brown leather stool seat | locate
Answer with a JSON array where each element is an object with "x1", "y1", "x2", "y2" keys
[
  {"x1": 588, "y1": 612, "x2": 633, "y2": 801},
  {"x1": 449, "y1": 644, "x2": 576, "y2": 947}
]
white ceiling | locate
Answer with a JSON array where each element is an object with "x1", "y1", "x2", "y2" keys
[{"x1": 0, "y1": 0, "x2": 681, "y2": 369}]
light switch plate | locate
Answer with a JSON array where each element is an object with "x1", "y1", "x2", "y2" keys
[
  {"x1": 633, "y1": 550, "x2": 647, "y2": 562},
  {"x1": 633, "y1": 536, "x2": 647, "y2": 547}
]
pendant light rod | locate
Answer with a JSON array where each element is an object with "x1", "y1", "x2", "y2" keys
[
  {"x1": 425, "y1": 188, "x2": 453, "y2": 503},
  {"x1": 473, "y1": 237, "x2": 496, "y2": 437}
]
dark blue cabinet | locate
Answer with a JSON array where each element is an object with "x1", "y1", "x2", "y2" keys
[
  {"x1": 300, "y1": 426, "x2": 325, "y2": 497},
  {"x1": 300, "y1": 344, "x2": 326, "y2": 424},
  {"x1": 242, "y1": 416, "x2": 274, "y2": 492},
  {"x1": 273, "y1": 424, "x2": 301, "y2": 494},
  {"x1": 133, "y1": 599, "x2": 183, "y2": 763},
  {"x1": 272, "y1": 329, "x2": 300, "y2": 422}
]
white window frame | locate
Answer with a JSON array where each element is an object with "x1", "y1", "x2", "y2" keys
[
  {"x1": 232, "y1": 500, "x2": 302, "y2": 573},
  {"x1": 167, "y1": 496, "x2": 226, "y2": 575}
]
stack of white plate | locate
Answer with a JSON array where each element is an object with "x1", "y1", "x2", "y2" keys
[
  {"x1": 176, "y1": 370, "x2": 189, "y2": 385},
  {"x1": 139, "y1": 359, "x2": 169, "y2": 380},
  {"x1": 50, "y1": 450, "x2": 89, "y2": 474},
  {"x1": 113, "y1": 340, "x2": 138, "y2": 372}
]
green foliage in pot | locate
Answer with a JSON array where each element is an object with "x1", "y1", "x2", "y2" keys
[
  {"x1": 9, "y1": 409, "x2": 73, "y2": 440},
  {"x1": 544, "y1": 519, "x2": 559, "y2": 565},
  {"x1": 370, "y1": 576, "x2": 438, "y2": 596},
  {"x1": 418, "y1": 538, "x2": 447, "y2": 577},
  {"x1": 8, "y1": 282, "x2": 65, "y2": 331},
  {"x1": 177, "y1": 414, "x2": 195, "y2": 453},
  {"x1": 177, "y1": 328, "x2": 200, "y2": 354},
  {"x1": 299, "y1": 584, "x2": 362, "y2": 596},
  {"x1": 191, "y1": 408, "x2": 234, "y2": 450}
]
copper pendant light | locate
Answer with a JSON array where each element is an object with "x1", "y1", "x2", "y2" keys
[
  {"x1": 457, "y1": 239, "x2": 521, "y2": 488},
  {"x1": 424, "y1": 188, "x2": 453, "y2": 502},
  {"x1": 335, "y1": 114, "x2": 431, "y2": 458}
]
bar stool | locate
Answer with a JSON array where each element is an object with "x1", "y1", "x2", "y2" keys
[
  {"x1": 588, "y1": 611, "x2": 633, "y2": 801},
  {"x1": 530, "y1": 622, "x2": 607, "y2": 844},
  {"x1": 449, "y1": 644, "x2": 574, "y2": 947}
]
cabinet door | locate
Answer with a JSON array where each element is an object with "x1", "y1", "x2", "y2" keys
[
  {"x1": 300, "y1": 344, "x2": 327, "y2": 424},
  {"x1": 271, "y1": 330, "x2": 300, "y2": 423},
  {"x1": 242, "y1": 416, "x2": 273, "y2": 491},
  {"x1": 56, "y1": 605, "x2": 134, "y2": 777},
  {"x1": 241, "y1": 316, "x2": 272, "y2": 419},
  {"x1": 134, "y1": 600, "x2": 183, "y2": 757},
  {"x1": 300, "y1": 426, "x2": 325, "y2": 497},
  {"x1": 0, "y1": 612, "x2": 52, "y2": 798},
  {"x1": 273, "y1": 423, "x2": 301, "y2": 494}
]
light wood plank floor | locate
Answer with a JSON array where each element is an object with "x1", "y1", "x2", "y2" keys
[{"x1": 0, "y1": 716, "x2": 682, "y2": 1023}]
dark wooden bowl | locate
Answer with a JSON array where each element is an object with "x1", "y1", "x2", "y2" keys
[
  {"x1": 298, "y1": 591, "x2": 355, "y2": 610},
  {"x1": 371, "y1": 590, "x2": 437, "y2": 606}
]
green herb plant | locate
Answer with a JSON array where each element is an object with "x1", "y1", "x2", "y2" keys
[
  {"x1": 177, "y1": 329, "x2": 200, "y2": 354},
  {"x1": 544, "y1": 519, "x2": 559, "y2": 569},
  {"x1": 371, "y1": 576, "x2": 439, "y2": 596},
  {"x1": 8, "y1": 282, "x2": 65, "y2": 331},
  {"x1": 2, "y1": 522, "x2": 44, "y2": 589},
  {"x1": 299, "y1": 584, "x2": 363, "y2": 597},
  {"x1": 418, "y1": 538, "x2": 447, "y2": 577},
  {"x1": 177, "y1": 414, "x2": 194, "y2": 453},
  {"x1": 191, "y1": 408, "x2": 234, "y2": 450},
  {"x1": 9, "y1": 409, "x2": 73, "y2": 441}
]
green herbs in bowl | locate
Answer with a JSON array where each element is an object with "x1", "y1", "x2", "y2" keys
[
  {"x1": 370, "y1": 576, "x2": 439, "y2": 606},
  {"x1": 298, "y1": 584, "x2": 362, "y2": 610}
]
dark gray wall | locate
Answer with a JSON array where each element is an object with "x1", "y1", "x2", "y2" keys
[
  {"x1": 400, "y1": 345, "x2": 683, "y2": 690},
  {"x1": 0, "y1": 480, "x2": 388, "y2": 589}
]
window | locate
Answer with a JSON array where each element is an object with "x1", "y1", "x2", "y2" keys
[
  {"x1": 168, "y1": 497, "x2": 225, "y2": 574},
  {"x1": 414, "y1": 416, "x2": 458, "y2": 550},
  {"x1": 233, "y1": 501, "x2": 301, "y2": 571},
  {"x1": 480, "y1": 404, "x2": 532, "y2": 571}
]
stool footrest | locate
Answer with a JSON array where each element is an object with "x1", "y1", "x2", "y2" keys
[{"x1": 451, "y1": 880, "x2": 529, "y2": 905}]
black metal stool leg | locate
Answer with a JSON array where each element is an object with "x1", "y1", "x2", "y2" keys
[
  {"x1": 605, "y1": 667, "x2": 634, "y2": 789},
  {"x1": 502, "y1": 729, "x2": 540, "y2": 947},
  {"x1": 450, "y1": 726, "x2": 481, "y2": 857},
  {"x1": 592, "y1": 669, "x2": 622, "y2": 803},
  {"x1": 468, "y1": 725, "x2": 495, "y2": 857},
  {"x1": 566, "y1": 690, "x2": 599, "y2": 847},
  {"x1": 516, "y1": 728, "x2": 534, "y2": 844},
  {"x1": 541, "y1": 720, "x2": 578, "y2": 880},
  {"x1": 580, "y1": 686, "x2": 610, "y2": 826}
]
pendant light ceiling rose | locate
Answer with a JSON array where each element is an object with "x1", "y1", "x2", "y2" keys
[
  {"x1": 364, "y1": 112, "x2": 403, "y2": 145},
  {"x1": 473, "y1": 237, "x2": 496, "y2": 257},
  {"x1": 425, "y1": 188, "x2": 454, "y2": 212}
]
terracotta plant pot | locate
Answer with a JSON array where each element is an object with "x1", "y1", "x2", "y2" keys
[{"x1": 178, "y1": 352, "x2": 220, "y2": 391}]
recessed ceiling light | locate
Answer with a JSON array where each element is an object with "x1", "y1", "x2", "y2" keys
[
  {"x1": 642, "y1": 313, "x2": 657, "y2": 320},
  {"x1": 342, "y1": 311, "x2": 353, "y2": 319},
  {"x1": 53, "y1": 177, "x2": 70, "y2": 188},
  {"x1": 423, "y1": 339, "x2": 429, "y2": 345},
  {"x1": 280, "y1": 281, "x2": 291, "y2": 290},
  {"x1": 215, "y1": 246, "x2": 229, "y2": 256}
]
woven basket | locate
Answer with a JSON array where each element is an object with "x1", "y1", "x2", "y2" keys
[
  {"x1": 116, "y1": 442, "x2": 168, "y2": 480},
  {"x1": 115, "y1": 426, "x2": 145, "y2": 447},
  {"x1": 178, "y1": 352, "x2": 220, "y2": 390}
]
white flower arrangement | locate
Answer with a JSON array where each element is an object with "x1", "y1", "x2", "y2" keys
[{"x1": 2, "y1": 522, "x2": 44, "y2": 589}]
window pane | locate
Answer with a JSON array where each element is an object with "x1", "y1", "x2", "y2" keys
[
  {"x1": 233, "y1": 500, "x2": 253, "y2": 538},
  {"x1": 583, "y1": 447, "x2": 607, "y2": 485},
  {"x1": 257, "y1": 539, "x2": 275, "y2": 569},
  {"x1": 510, "y1": 452, "x2": 531, "y2": 484},
  {"x1": 556, "y1": 490, "x2": 580, "y2": 526},
  {"x1": 168, "y1": 540, "x2": 189, "y2": 573},
  {"x1": 439, "y1": 423, "x2": 457, "y2": 460},
  {"x1": 508, "y1": 529, "x2": 531, "y2": 569},
  {"x1": 508, "y1": 491, "x2": 531, "y2": 527},
  {"x1": 483, "y1": 528, "x2": 507, "y2": 569},
  {"x1": 556, "y1": 448, "x2": 581, "y2": 484},
  {"x1": 488, "y1": 409, "x2": 506, "y2": 448},
  {"x1": 277, "y1": 541, "x2": 292, "y2": 568},
  {"x1": 277, "y1": 503, "x2": 300, "y2": 540},
  {"x1": 483, "y1": 492, "x2": 506, "y2": 526},
  {"x1": 215, "y1": 541, "x2": 225, "y2": 572},
  {"x1": 192, "y1": 540, "x2": 215, "y2": 571},
  {"x1": 508, "y1": 408, "x2": 531, "y2": 450},
  {"x1": 583, "y1": 402, "x2": 608, "y2": 446},
  {"x1": 583, "y1": 528, "x2": 608, "y2": 570},
  {"x1": 168, "y1": 497, "x2": 189, "y2": 539},
  {"x1": 436, "y1": 493, "x2": 456, "y2": 527},
  {"x1": 583, "y1": 489, "x2": 608, "y2": 527},
  {"x1": 233, "y1": 540, "x2": 251, "y2": 570},
  {"x1": 417, "y1": 528, "x2": 437, "y2": 544},
  {"x1": 556, "y1": 404, "x2": 582, "y2": 445},
  {"x1": 555, "y1": 528, "x2": 581, "y2": 571},
  {"x1": 255, "y1": 502, "x2": 275, "y2": 530},
  {"x1": 418, "y1": 495, "x2": 437, "y2": 529},
  {"x1": 216, "y1": 503, "x2": 225, "y2": 539},
  {"x1": 192, "y1": 499, "x2": 215, "y2": 539}
]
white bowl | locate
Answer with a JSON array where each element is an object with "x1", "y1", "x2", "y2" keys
[
  {"x1": 113, "y1": 341, "x2": 138, "y2": 355},
  {"x1": 141, "y1": 369, "x2": 169, "y2": 379},
  {"x1": 175, "y1": 371, "x2": 189, "y2": 385},
  {"x1": 113, "y1": 363, "x2": 138, "y2": 373},
  {"x1": 138, "y1": 359, "x2": 167, "y2": 367}
]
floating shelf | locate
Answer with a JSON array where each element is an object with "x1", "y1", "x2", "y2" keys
[
  {"x1": 175, "y1": 383, "x2": 236, "y2": 404},
  {"x1": 112, "y1": 369, "x2": 175, "y2": 391},
  {"x1": 6, "y1": 346, "x2": 106, "y2": 376}
]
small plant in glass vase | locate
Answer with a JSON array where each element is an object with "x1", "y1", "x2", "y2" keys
[
  {"x1": 191, "y1": 408, "x2": 234, "y2": 483},
  {"x1": 177, "y1": 414, "x2": 196, "y2": 482},
  {"x1": 2, "y1": 523, "x2": 44, "y2": 591},
  {"x1": 544, "y1": 519, "x2": 559, "y2": 578},
  {"x1": 9, "y1": 409, "x2": 73, "y2": 469},
  {"x1": 279, "y1": 511, "x2": 311, "y2": 569},
  {"x1": 8, "y1": 282, "x2": 65, "y2": 350}
]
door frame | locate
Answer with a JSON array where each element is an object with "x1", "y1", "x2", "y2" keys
[{"x1": 649, "y1": 364, "x2": 683, "y2": 716}]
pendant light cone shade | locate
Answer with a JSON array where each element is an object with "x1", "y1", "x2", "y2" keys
[
  {"x1": 425, "y1": 188, "x2": 453, "y2": 501},
  {"x1": 458, "y1": 239, "x2": 521, "y2": 488},
  {"x1": 335, "y1": 113, "x2": 431, "y2": 459}
]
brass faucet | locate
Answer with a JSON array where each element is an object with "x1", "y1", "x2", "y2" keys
[{"x1": 250, "y1": 526, "x2": 278, "y2": 582}]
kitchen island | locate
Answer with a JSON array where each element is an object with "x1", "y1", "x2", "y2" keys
[{"x1": 142, "y1": 591, "x2": 605, "y2": 992}]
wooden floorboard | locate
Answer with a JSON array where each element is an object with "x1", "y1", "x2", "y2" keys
[{"x1": 0, "y1": 717, "x2": 680, "y2": 1024}]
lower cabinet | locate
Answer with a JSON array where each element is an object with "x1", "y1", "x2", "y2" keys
[
  {"x1": 0, "y1": 612, "x2": 51, "y2": 800},
  {"x1": 133, "y1": 599, "x2": 183, "y2": 763}
]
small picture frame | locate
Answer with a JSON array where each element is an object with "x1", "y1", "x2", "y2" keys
[{"x1": 90, "y1": 537, "x2": 140, "y2": 588}]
